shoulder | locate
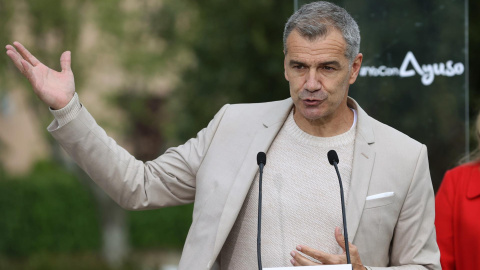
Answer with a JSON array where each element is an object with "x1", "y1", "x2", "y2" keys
[
  {"x1": 208, "y1": 98, "x2": 291, "y2": 124},
  {"x1": 224, "y1": 98, "x2": 292, "y2": 115},
  {"x1": 370, "y1": 117, "x2": 422, "y2": 149},
  {"x1": 449, "y1": 161, "x2": 480, "y2": 172},
  {"x1": 444, "y1": 162, "x2": 480, "y2": 181},
  {"x1": 351, "y1": 98, "x2": 423, "y2": 157},
  {"x1": 218, "y1": 98, "x2": 293, "y2": 127},
  {"x1": 438, "y1": 162, "x2": 480, "y2": 200}
]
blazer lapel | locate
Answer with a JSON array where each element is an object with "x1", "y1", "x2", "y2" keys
[
  {"x1": 346, "y1": 98, "x2": 376, "y2": 242},
  {"x1": 212, "y1": 99, "x2": 293, "y2": 259}
]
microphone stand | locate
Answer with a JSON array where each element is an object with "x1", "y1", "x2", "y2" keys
[
  {"x1": 331, "y1": 159, "x2": 351, "y2": 264},
  {"x1": 257, "y1": 152, "x2": 266, "y2": 270}
]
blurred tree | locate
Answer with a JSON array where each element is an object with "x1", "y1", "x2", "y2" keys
[
  {"x1": 0, "y1": 0, "x2": 127, "y2": 266},
  {"x1": 0, "y1": 1, "x2": 13, "y2": 110},
  {"x1": 0, "y1": 0, "x2": 190, "y2": 267},
  {"x1": 163, "y1": 0, "x2": 293, "y2": 144}
]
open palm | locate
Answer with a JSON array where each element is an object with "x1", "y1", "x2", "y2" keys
[{"x1": 5, "y1": 42, "x2": 75, "y2": 110}]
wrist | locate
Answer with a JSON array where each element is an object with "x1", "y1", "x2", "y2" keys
[
  {"x1": 52, "y1": 92, "x2": 75, "y2": 110},
  {"x1": 49, "y1": 92, "x2": 82, "y2": 127}
]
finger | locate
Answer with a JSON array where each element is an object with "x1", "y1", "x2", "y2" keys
[
  {"x1": 290, "y1": 250, "x2": 318, "y2": 266},
  {"x1": 335, "y1": 226, "x2": 346, "y2": 250},
  {"x1": 334, "y1": 226, "x2": 362, "y2": 264},
  {"x1": 20, "y1": 59, "x2": 36, "y2": 85},
  {"x1": 290, "y1": 257, "x2": 301, "y2": 266},
  {"x1": 13, "y1": 41, "x2": 40, "y2": 67},
  {"x1": 298, "y1": 245, "x2": 344, "y2": 265},
  {"x1": 5, "y1": 44, "x2": 20, "y2": 59},
  {"x1": 6, "y1": 47, "x2": 26, "y2": 74},
  {"x1": 60, "y1": 51, "x2": 71, "y2": 72},
  {"x1": 296, "y1": 245, "x2": 326, "y2": 262},
  {"x1": 6, "y1": 44, "x2": 17, "y2": 52},
  {"x1": 335, "y1": 226, "x2": 357, "y2": 254}
]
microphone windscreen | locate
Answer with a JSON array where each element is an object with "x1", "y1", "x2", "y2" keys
[
  {"x1": 257, "y1": 152, "x2": 267, "y2": 165},
  {"x1": 327, "y1": 150, "x2": 339, "y2": 165}
]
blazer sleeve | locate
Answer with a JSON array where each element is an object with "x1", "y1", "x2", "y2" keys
[
  {"x1": 49, "y1": 103, "x2": 229, "y2": 210},
  {"x1": 435, "y1": 169, "x2": 456, "y2": 270},
  {"x1": 370, "y1": 145, "x2": 440, "y2": 270}
]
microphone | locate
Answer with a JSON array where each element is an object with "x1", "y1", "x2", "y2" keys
[
  {"x1": 327, "y1": 150, "x2": 351, "y2": 264},
  {"x1": 256, "y1": 152, "x2": 266, "y2": 270}
]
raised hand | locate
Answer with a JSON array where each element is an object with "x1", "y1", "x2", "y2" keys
[{"x1": 5, "y1": 41, "x2": 75, "y2": 110}]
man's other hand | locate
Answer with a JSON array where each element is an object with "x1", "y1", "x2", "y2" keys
[{"x1": 290, "y1": 227, "x2": 365, "y2": 270}]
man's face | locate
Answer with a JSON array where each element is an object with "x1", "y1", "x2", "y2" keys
[{"x1": 284, "y1": 29, "x2": 362, "y2": 127}]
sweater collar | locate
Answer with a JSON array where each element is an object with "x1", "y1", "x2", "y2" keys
[{"x1": 264, "y1": 97, "x2": 374, "y2": 144}]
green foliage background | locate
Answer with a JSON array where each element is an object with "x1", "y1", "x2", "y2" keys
[
  {"x1": 164, "y1": 0, "x2": 292, "y2": 144},
  {"x1": 0, "y1": 161, "x2": 192, "y2": 269},
  {"x1": 0, "y1": 161, "x2": 100, "y2": 257}
]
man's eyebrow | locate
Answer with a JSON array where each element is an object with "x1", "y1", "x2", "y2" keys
[
  {"x1": 321, "y1": 60, "x2": 341, "y2": 67},
  {"x1": 289, "y1": 60, "x2": 341, "y2": 67},
  {"x1": 289, "y1": 60, "x2": 305, "y2": 66}
]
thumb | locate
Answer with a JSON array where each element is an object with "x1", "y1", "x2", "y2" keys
[
  {"x1": 60, "y1": 51, "x2": 71, "y2": 72},
  {"x1": 335, "y1": 226, "x2": 346, "y2": 251}
]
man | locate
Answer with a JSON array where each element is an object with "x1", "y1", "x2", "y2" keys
[{"x1": 5, "y1": 1, "x2": 440, "y2": 269}]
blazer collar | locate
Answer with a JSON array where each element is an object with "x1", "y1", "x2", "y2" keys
[
  {"x1": 347, "y1": 98, "x2": 375, "y2": 144},
  {"x1": 345, "y1": 97, "x2": 376, "y2": 242},
  {"x1": 262, "y1": 98, "x2": 294, "y2": 128}
]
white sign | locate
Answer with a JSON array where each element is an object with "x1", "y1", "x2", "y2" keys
[{"x1": 359, "y1": 51, "x2": 464, "y2": 86}]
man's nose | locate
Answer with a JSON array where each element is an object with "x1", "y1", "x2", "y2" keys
[{"x1": 305, "y1": 70, "x2": 321, "y2": 92}]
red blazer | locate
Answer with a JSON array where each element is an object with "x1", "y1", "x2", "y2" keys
[{"x1": 435, "y1": 162, "x2": 480, "y2": 270}]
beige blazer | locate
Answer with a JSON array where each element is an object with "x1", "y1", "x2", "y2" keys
[{"x1": 49, "y1": 97, "x2": 440, "y2": 270}]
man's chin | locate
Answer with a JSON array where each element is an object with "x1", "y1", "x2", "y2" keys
[{"x1": 295, "y1": 108, "x2": 327, "y2": 122}]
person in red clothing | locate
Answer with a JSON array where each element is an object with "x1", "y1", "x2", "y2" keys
[{"x1": 435, "y1": 112, "x2": 480, "y2": 270}]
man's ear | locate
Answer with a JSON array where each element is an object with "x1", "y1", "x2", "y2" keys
[
  {"x1": 284, "y1": 53, "x2": 289, "y2": 81},
  {"x1": 348, "y1": 53, "x2": 363, "y2": 84}
]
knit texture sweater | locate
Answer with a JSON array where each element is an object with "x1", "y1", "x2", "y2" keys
[{"x1": 220, "y1": 109, "x2": 357, "y2": 269}]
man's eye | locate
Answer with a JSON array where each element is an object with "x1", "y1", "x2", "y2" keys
[
  {"x1": 324, "y1": 66, "x2": 335, "y2": 71},
  {"x1": 293, "y1": 65, "x2": 304, "y2": 69}
]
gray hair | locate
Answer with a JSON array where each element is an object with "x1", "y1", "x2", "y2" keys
[{"x1": 283, "y1": 1, "x2": 360, "y2": 63}]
